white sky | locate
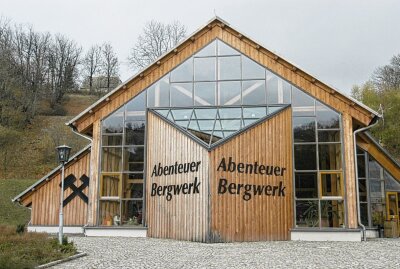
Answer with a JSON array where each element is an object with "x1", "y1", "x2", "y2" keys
[{"x1": 1, "y1": 0, "x2": 399, "y2": 94}]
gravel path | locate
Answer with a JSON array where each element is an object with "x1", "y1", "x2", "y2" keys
[{"x1": 53, "y1": 237, "x2": 400, "y2": 269}]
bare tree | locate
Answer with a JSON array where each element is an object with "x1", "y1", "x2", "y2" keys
[
  {"x1": 128, "y1": 20, "x2": 186, "y2": 70},
  {"x1": 373, "y1": 54, "x2": 400, "y2": 91},
  {"x1": 100, "y1": 42, "x2": 119, "y2": 92},
  {"x1": 82, "y1": 44, "x2": 102, "y2": 93}
]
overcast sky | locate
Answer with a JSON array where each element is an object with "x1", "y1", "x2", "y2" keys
[{"x1": 1, "y1": 0, "x2": 399, "y2": 94}]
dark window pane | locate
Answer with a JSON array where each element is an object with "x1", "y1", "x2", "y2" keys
[
  {"x1": 170, "y1": 58, "x2": 193, "y2": 82},
  {"x1": 194, "y1": 57, "x2": 216, "y2": 81},
  {"x1": 295, "y1": 172, "x2": 318, "y2": 198},
  {"x1": 102, "y1": 108, "x2": 123, "y2": 134},
  {"x1": 121, "y1": 200, "x2": 143, "y2": 226},
  {"x1": 292, "y1": 87, "x2": 314, "y2": 116},
  {"x1": 359, "y1": 179, "x2": 367, "y2": 202},
  {"x1": 320, "y1": 200, "x2": 344, "y2": 228},
  {"x1": 218, "y1": 81, "x2": 241, "y2": 105},
  {"x1": 294, "y1": 144, "x2": 317, "y2": 170},
  {"x1": 147, "y1": 76, "x2": 170, "y2": 107},
  {"x1": 293, "y1": 117, "x2": 316, "y2": 142},
  {"x1": 218, "y1": 56, "x2": 241, "y2": 80},
  {"x1": 102, "y1": 135, "x2": 123, "y2": 146},
  {"x1": 360, "y1": 203, "x2": 369, "y2": 226},
  {"x1": 194, "y1": 82, "x2": 216, "y2": 106},
  {"x1": 170, "y1": 83, "x2": 193, "y2": 107},
  {"x1": 125, "y1": 121, "x2": 145, "y2": 145},
  {"x1": 101, "y1": 148, "x2": 122, "y2": 172},
  {"x1": 318, "y1": 130, "x2": 340, "y2": 142},
  {"x1": 316, "y1": 101, "x2": 339, "y2": 129},
  {"x1": 242, "y1": 56, "x2": 265, "y2": 79},
  {"x1": 218, "y1": 40, "x2": 240, "y2": 56},
  {"x1": 318, "y1": 144, "x2": 342, "y2": 170},
  {"x1": 321, "y1": 173, "x2": 343, "y2": 197},
  {"x1": 357, "y1": 155, "x2": 366, "y2": 178},
  {"x1": 196, "y1": 41, "x2": 216, "y2": 57},
  {"x1": 124, "y1": 146, "x2": 144, "y2": 172},
  {"x1": 296, "y1": 200, "x2": 319, "y2": 227},
  {"x1": 122, "y1": 174, "x2": 143, "y2": 199},
  {"x1": 242, "y1": 80, "x2": 266, "y2": 105}
]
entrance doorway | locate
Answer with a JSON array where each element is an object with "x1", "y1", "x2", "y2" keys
[{"x1": 386, "y1": 192, "x2": 400, "y2": 236}]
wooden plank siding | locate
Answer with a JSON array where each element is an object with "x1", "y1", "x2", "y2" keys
[
  {"x1": 146, "y1": 112, "x2": 210, "y2": 242},
  {"x1": 209, "y1": 107, "x2": 293, "y2": 241},
  {"x1": 29, "y1": 150, "x2": 91, "y2": 226},
  {"x1": 72, "y1": 19, "x2": 374, "y2": 134},
  {"x1": 342, "y1": 113, "x2": 357, "y2": 228}
]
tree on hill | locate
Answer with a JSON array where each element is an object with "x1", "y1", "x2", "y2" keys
[
  {"x1": 101, "y1": 43, "x2": 119, "y2": 92},
  {"x1": 352, "y1": 54, "x2": 400, "y2": 160},
  {"x1": 82, "y1": 45, "x2": 102, "y2": 94},
  {"x1": 128, "y1": 20, "x2": 186, "y2": 71}
]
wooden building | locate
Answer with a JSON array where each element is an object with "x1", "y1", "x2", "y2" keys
[{"x1": 13, "y1": 17, "x2": 400, "y2": 241}]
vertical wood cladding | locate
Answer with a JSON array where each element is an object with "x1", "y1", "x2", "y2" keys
[
  {"x1": 146, "y1": 112, "x2": 210, "y2": 242},
  {"x1": 146, "y1": 108, "x2": 293, "y2": 242},
  {"x1": 30, "y1": 150, "x2": 91, "y2": 226},
  {"x1": 210, "y1": 108, "x2": 293, "y2": 241}
]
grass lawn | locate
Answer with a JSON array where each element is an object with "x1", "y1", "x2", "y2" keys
[
  {"x1": 0, "y1": 179, "x2": 36, "y2": 226},
  {"x1": 0, "y1": 226, "x2": 76, "y2": 269}
]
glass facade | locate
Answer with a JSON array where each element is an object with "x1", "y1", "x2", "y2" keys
[
  {"x1": 357, "y1": 147, "x2": 400, "y2": 227},
  {"x1": 99, "y1": 39, "x2": 345, "y2": 228}
]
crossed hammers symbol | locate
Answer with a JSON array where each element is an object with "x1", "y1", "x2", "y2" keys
[{"x1": 59, "y1": 174, "x2": 90, "y2": 207}]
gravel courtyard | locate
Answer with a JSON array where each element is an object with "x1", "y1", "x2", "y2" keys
[{"x1": 53, "y1": 237, "x2": 400, "y2": 269}]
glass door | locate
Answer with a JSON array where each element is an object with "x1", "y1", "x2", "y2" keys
[{"x1": 386, "y1": 192, "x2": 399, "y2": 235}]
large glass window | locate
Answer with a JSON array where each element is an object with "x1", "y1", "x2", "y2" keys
[{"x1": 99, "y1": 38, "x2": 346, "y2": 229}]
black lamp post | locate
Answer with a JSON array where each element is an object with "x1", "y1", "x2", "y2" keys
[{"x1": 56, "y1": 145, "x2": 71, "y2": 244}]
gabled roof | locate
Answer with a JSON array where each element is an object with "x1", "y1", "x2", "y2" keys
[
  {"x1": 67, "y1": 16, "x2": 380, "y2": 134},
  {"x1": 12, "y1": 144, "x2": 91, "y2": 204}
]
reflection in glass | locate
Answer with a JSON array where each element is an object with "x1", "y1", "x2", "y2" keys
[
  {"x1": 170, "y1": 83, "x2": 193, "y2": 107},
  {"x1": 102, "y1": 108, "x2": 124, "y2": 134},
  {"x1": 101, "y1": 174, "x2": 120, "y2": 197},
  {"x1": 218, "y1": 56, "x2": 241, "y2": 80},
  {"x1": 218, "y1": 81, "x2": 241, "y2": 105},
  {"x1": 292, "y1": 87, "x2": 314, "y2": 116},
  {"x1": 147, "y1": 75, "x2": 170, "y2": 107},
  {"x1": 296, "y1": 200, "x2": 319, "y2": 227},
  {"x1": 102, "y1": 135, "x2": 123, "y2": 146},
  {"x1": 266, "y1": 73, "x2": 291, "y2": 104},
  {"x1": 316, "y1": 101, "x2": 339, "y2": 129},
  {"x1": 170, "y1": 58, "x2": 193, "y2": 82},
  {"x1": 294, "y1": 144, "x2": 317, "y2": 170},
  {"x1": 357, "y1": 154, "x2": 366, "y2": 178},
  {"x1": 318, "y1": 144, "x2": 342, "y2": 170},
  {"x1": 101, "y1": 148, "x2": 122, "y2": 172},
  {"x1": 100, "y1": 200, "x2": 120, "y2": 226},
  {"x1": 194, "y1": 82, "x2": 216, "y2": 106},
  {"x1": 194, "y1": 57, "x2": 216, "y2": 81},
  {"x1": 295, "y1": 172, "x2": 318, "y2": 198},
  {"x1": 243, "y1": 107, "x2": 267, "y2": 119},
  {"x1": 371, "y1": 203, "x2": 385, "y2": 226},
  {"x1": 125, "y1": 121, "x2": 145, "y2": 145},
  {"x1": 196, "y1": 41, "x2": 216, "y2": 57},
  {"x1": 242, "y1": 56, "x2": 265, "y2": 79},
  {"x1": 318, "y1": 130, "x2": 340, "y2": 142},
  {"x1": 293, "y1": 117, "x2": 315, "y2": 142},
  {"x1": 359, "y1": 179, "x2": 367, "y2": 202},
  {"x1": 242, "y1": 80, "x2": 266, "y2": 105},
  {"x1": 218, "y1": 40, "x2": 240, "y2": 55},
  {"x1": 126, "y1": 91, "x2": 146, "y2": 112},
  {"x1": 384, "y1": 171, "x2": 400, "y2": 191}
]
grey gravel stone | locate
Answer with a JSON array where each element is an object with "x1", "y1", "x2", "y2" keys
[{"x1": 53, "y1": 237, "x2": 400, "y2": 269}]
